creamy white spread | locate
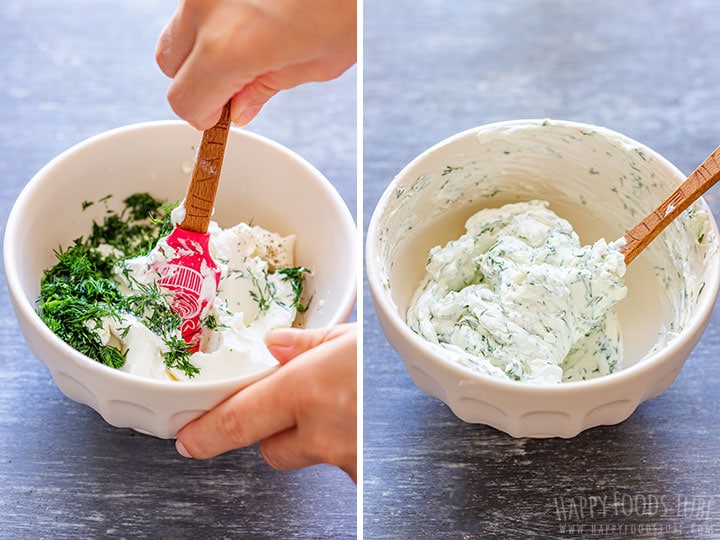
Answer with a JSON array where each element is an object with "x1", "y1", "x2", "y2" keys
[
  {"x1": 94, "y1": 219, "x2": 299, "y2": 382},
  {"x1": 407, "y1": 200, "x2": 628, "y2": 384}
]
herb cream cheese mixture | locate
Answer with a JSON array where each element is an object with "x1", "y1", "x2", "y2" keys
[
  {"x1": 407, "y1": 200, "x2": 628, "y2": 384},
  {"x1": 38, "y1": 193, "x2": 309, "y2": 382}
]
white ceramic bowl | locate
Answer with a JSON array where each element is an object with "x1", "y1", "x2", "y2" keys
[
  {"x1": 367, "y1": 119, "x2": 720, "y2": 438},
  {"x1": 5, "y1": 121, "x2": 356, "y2": 438}
]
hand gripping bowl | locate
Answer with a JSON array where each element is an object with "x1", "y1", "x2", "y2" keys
[
  {"x1": 5, "y1": 121, "x2": 356, "y2": 439},
  {"x1": 366, "y1": 119, "x2": 720, "y2": 438}
]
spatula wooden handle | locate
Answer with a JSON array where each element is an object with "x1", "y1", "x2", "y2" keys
[
  {"x1": 621, "y1": 145, "x2": 720, "y2": 264},
  {"x1": 180, "y1": 102, "x2": 232, "y2": 233}
]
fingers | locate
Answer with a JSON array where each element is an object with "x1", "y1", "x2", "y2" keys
[
  {"x1": 229, "y1": 56, "x2": 356, "y2": 126},
  {"x1": 166, "y1": 39, "x2": 255, "y2": 129},
  {"x1": 264, "y1": 324, "x2": 353, "y2": 365},
  {"x1": 163, "y1": 5, "x2": 278, "y2": 129},
  {"x1": 176, "y1": 366, "x2": 298, "y2": 459},
  {"x1": 229, "y1": 78, "x2": 279, "y2": 127},
  {"x1": 178, "y1": 324, "x2": 356, "y2": 460},
  {"x1": 155, "y1": 4, "x2": 197, "y2": 78},
  {"x1": 156, "y1": 0, "x2": 357, "y2": 129},
  {"x1": 258, "y1": 426, "x2": 317, "y2": 472},
  {"x1": 260, "y1": 325, "x2": 357, "y2": 480},
  {"x1": 156, "y1": 2, "x2": 234, "y2": 129},
  {"x1": 259, "y1": 422, "x2": 358, "y2": 483},
  {"x1": 177, "y1": 323, "x2": 357, "y2": 484},
  {"x1": 227, "y1": 64, "x2": 326, "y2": 127}
]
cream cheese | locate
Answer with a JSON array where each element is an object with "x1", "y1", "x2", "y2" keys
[
  {"x1": 98, "y1": 221, "x2": 300, "y2": 382},
  {"x1": 406, "y1": 200, "x2": 628, "y2": 384}
]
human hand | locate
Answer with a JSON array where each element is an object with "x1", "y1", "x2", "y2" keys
[
  {"x1": 156, "y1": 0, "x2": 357, "y2": 129},
  {"x1": 175, "y1": 323, "x2": 357, "y2": 482}
]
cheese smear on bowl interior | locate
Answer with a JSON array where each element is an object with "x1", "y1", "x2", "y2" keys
[{"x1": 407, "y1": 200, "x2": 627, "y2": 384}]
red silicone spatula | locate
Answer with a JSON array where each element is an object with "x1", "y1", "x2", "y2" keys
[{"x1": 154, "y1": 103, "x2": 231, "y2": 350}]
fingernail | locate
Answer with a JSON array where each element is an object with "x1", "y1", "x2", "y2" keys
[
  {"x1": 264, "y1": 327, "x2": 297, "y2": 348},
  {"x1": 231, "y1": 104, "x2": 262, "y2": 127},
  {"x1": 176, "y1": 439, "x2": 192, "y2": 458},
  {"x1": 264, "y1": 328, "x2": 300, "y2": 364}
]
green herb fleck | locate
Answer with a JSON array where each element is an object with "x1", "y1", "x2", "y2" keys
[
  {"x1": 249, "y1": 269, "x2": 276, "y2": 312},
  {"x1": 201, "y1": 314, "x2": 219, "y2": 330},
  {"x1": 278, "y1": 266, "x2": 312, "y2": 312},
  {"x1": 442, "y1": 165, "x2": 462, "y2": 176}
]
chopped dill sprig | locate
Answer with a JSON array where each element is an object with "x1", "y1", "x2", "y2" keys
[
  {"x1": 201, "y1": 314, "x2": 226, "y2": 330},
  {"x1": 162, "y1": 336, "x2": 198, "y2": 377},
  {"x1": 278, "y1": 266, "x2": 312, "y2": 312},
  {"x1": 87, "y1": 193, "x2": 173, "y2": 258},
  {"x1": 248, "y1": 266, "x2": 310, "y2": 314},
  {"x1": 249, "y1": 269, "x2": 277, "y2": 312}
]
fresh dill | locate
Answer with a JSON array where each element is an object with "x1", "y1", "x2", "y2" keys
[
  {"x1": 201, "y1": 314, "x2": 219, "y2": 330},
  {"x1": 247, "y1": 266, "x2": 310, "y2": 313},
  {"x1": 249, "y1": 269, "x2": 277, "y2": 312},
  {"x1": 278, "y1": 266, "x2": 312, "y2": 312},
  {"x1": 38, "y1": 240, "x2": 127, "y2": 369},
  {"x1": 38, "y1": 193, "x2": 199, "y2": 378},
  {"x1": 87, "y1": 192, "x2": 173, "y2": 257}
]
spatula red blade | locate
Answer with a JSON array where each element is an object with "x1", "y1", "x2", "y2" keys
[{"x1": 154, "y1": 227, "x2": 220, "y2": 350}]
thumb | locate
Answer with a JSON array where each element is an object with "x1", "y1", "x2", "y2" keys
[
  {"x1": 229, "y1": 61, "x2": 335, "y2": 126},
  {"x1": 264, "y1": 324, "x2": 352, "y2": 365},
  {"x1": 229, "y1": 75, "x2": 280, "y2": 127}
]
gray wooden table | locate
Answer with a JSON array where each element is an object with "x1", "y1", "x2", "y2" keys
[
  {"x1": 364, "y1": 1, "x2": 720, "y2": 538},
  {"x1": 0, "y1": 2, "x2": 356, "y2": 538}
]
